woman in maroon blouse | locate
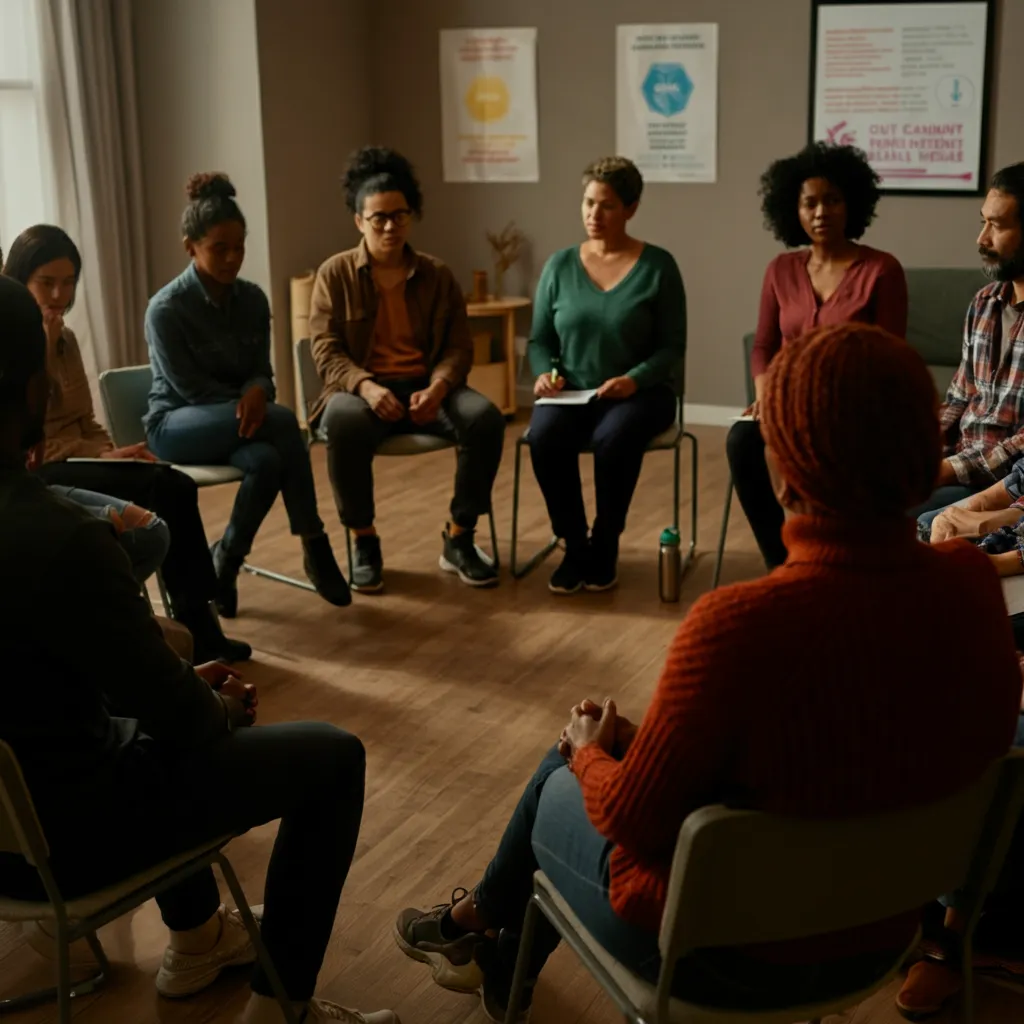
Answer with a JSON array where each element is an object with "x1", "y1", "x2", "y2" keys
[{"x1": 727, "y1": 143, "x2": 908, "y2": 569}]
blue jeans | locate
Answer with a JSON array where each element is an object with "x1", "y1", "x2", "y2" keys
[
  {"x1": 148, "y1": 401, "x2": 324, "y2": 558},
  {"x1": 912, "y1": 485, "x2": 980, "y2": 541},
  {"x1": 50, "y1": 485, "x2": 171, "y2": 584},
  {"x1": 474, "y1": 748, "x2": 897, "y2": 1009}
]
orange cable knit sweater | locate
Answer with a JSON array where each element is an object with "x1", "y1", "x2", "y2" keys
[{"x1": 572, "y1": 515, "x2": 1022, "y2": 959}]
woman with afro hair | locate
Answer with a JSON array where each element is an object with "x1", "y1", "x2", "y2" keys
[
  {"x1": 307, "y1": 147, "x2": 505, "y2": 593},
  {"x1": 726, "y1": 142, "x2": 908, "y2": 571}
]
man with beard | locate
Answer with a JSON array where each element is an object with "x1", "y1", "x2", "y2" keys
[{"x1": 914, "y1": 163, "x2": 1024, "y2": 538}]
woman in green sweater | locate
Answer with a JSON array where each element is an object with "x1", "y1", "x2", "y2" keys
[{"x1": 528, "y1": 157, "x2": 686, "y2": 593}]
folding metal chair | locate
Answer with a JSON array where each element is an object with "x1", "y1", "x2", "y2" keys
[
  {"x1": 0, "y1": 740, "x2": 299, "y2": 1023},
  {"x1": 294, "y1": 338, "x2": 500, "y2": 578},
  {"x1": 98, "y1": 366, "x2": 314, "y2": 604}
]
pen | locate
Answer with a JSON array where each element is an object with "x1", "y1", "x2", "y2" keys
[{"x1": 550, "y1": 367, "x2": 559, "y2": 385}]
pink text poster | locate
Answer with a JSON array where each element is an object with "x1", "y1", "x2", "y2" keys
[{"x1": 811, "y1": 2, "x2": 990, "y2": 193}]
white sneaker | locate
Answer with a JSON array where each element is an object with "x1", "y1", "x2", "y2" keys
[
  {"x1": 304, "y1": 1000, "x2": 400, "y2": 1024},
  {"x1": 155, "y1": 904, "x2": 262, "y2": 997}
]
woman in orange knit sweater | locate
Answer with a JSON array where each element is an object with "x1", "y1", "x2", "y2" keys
[{"x1": 395, "y1": 323, "x2": 1023, "y2": 1020}]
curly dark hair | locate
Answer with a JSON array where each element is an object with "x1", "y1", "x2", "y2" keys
[
  {"x1": 582, "y1": 156, "x2": 644, "y2": 207},
  {"x1": 342, "y1": 147, "x2": 423, "y2": 217},
  {"x1": 181, "y1": 172, "x2": 246, "y2": 241},
  {"x1": 759, "y1": 143, "x2": 880, "y2": 247}
]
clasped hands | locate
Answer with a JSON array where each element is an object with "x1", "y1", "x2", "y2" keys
[
  {"x1": 358, "y1": 378, "x2": 447, "y2": 425},
  {"x1": 930, "y1": 504, "x2": 1024, "y2": 543},
  {"x1": 195, "y1": 662, "x2": 258, "y2": 727},
  {"x1": 558, "y1": 697, "x2": 638, "y2": 760}
]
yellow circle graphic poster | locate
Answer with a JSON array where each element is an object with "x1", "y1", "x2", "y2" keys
[{"x1": 464, "y1": 76, "x2": 510, "y2": 123}]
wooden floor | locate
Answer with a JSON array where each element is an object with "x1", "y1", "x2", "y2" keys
[{"x1": 2, "y1": 421, "x2": 1022, "y2": 1023}]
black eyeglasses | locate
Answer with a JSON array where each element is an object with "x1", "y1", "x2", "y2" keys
[{"x1": 365, "y1": 209, "x2": 412, "y2": 231}]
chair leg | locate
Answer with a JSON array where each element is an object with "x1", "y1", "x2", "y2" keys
[
  {"x1": 216, "y1": 854, "x2": 301, "y2": 1024},
  {"x1": 156, "y1": 568, "x2": 173, "y2": 616},
  {"x1": 510, "y1": 438, "x2": 559, "y2": 580},
  {"x1": 712, "y1": 475, "x2": 734, "y2": 590},
  {"x1": 505, "y1": 895, "x2": 542, "y2": 1024},
  {"x1": 345, "y1": 527, "x2": 354, "y2": 582},
  {"x1": 241, "y1": 562, "x2": 317, "y2": 592},
  {"x1": 85, "y1": 931, "x2": 111, "y2": 976},
  {"x1": 56, "y1": 920, "x2": 72, "y2": 1024},
  {"x1": 680, "y1": 432, "x2": 698, "y2": 580},
  {"x1": 488, "y1": 507, "x2": 501, "y2": 571}
]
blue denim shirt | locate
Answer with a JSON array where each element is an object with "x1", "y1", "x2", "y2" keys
[{"x1": 143, "y1": 262, "x2": 275, "y2": 432}]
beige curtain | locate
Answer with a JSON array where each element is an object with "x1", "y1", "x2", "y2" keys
[{"x1": 35, "y1": 0, "x2": 148, "y2": 376}]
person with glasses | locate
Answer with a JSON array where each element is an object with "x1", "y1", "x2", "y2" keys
[
  {"x1": 144, "y1": 173, "x2": 351, "y2": 617},
  {"x1": 307, "y1": 147, "x2": 505, "y2": 592}
]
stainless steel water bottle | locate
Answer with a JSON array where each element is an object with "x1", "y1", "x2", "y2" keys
[{"x1": 659, "y1": 527, "x2": 681, "y2": 603}]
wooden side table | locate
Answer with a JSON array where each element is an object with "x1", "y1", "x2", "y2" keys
[{"x1": 466, "y1": 296, "x2": 532, "y2": 415}]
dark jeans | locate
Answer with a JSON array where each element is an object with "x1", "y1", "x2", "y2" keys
[
  {"x1": 725, "y1": 420, "x2": 787, "y2": 570},
  {"x1": 474, "y1": 747, "x2": 897, "y2": 1008},
  {"x1": 148, "y1": 401, "x2": 324, "y2": 559},
  {"x1": 317, "y1": 381, "x2": 505, "y2": 531},
  {"x1": 528, "y1": 386, "x2": 676, "y2": 548},
  {"x1": 0, "y1": 722, "x2": 365, "y2": 1002},
  {"x1": 36, "y1": 460, "x2": 217, "y2": 611}
]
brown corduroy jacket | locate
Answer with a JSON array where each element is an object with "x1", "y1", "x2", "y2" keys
[{"x1": 307, "y1": 240, "x2": 472, "y2": 425}]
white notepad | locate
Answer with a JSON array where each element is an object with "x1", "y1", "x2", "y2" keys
[{"x1": 535, "y1": 389, "x2": 599, "y2": 406}]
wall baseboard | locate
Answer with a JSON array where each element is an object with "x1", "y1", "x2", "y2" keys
[{"x1": 683, "y1": 404, "x2": 745, "y2": 427}]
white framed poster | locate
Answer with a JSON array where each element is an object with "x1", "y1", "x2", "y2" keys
[
  {"x1": 616, "y1": 24, "x2": 718, "y2": 184},
  {"x1": 439, "y1": 28, "x2": 539, "y2": 183},
  {"x1": 810, "y1": 1, "x2": 994, "y2": 195}
]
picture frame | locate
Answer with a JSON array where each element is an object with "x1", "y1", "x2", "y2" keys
[{"x1": 808, "y1": 0, "x2": 995, "y2": 196}]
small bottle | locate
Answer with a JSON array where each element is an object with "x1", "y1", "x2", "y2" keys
[{"x1": 658, "y1": 527, "x2": 681, "y2": 603}]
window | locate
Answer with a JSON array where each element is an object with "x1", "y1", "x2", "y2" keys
[{"x1": 0, "y1": 0, "x2": 47, "y2": 256}]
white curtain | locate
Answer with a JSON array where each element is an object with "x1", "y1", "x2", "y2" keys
[{"x1": 34, "y1": 0, "x2": 148, "y2": 376}]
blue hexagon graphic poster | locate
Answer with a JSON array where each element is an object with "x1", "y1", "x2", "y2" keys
[
  {"x1": 642, "y1": 64, "x2": 694, "y2": 117},
  {"x1": 616, "y1": 24, "x2": 718, "y2": 183}
]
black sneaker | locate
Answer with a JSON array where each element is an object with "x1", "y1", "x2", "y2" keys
[
  {"x1": 439, "y1": 525, "x2": 499, "y2": 587},
  {"x1": 584, "y1": 534, "x2": 619, "y2": 592},
  {"x1": 210, "y1": 540, "x2": 244, "y2": 618},
  {"x1": 302, "y1": 534, "x2": 352, "y2": 607},
  {"x1": 351, "y1": 534, "x2": 384, "y2": 593},
  {"x1": 548, "y1": 547, "x2": 588, "y2": 595}
]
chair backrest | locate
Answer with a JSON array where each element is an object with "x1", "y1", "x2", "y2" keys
[
  {"x1": 905, "y1": 267, "x2": 986, "y2": 397},
  {"x1": 658, "y1": 753, "x2": 1024, "y2": 965},
  {"x1": 294, "y1": 338, "x2": 323, "y2": 425},
  {"x1": 98, "y1": 365, "x2": 154, "y2": 447},
  {"x1": 741, "y1": 333, "x2": 756, "y2": 407},
  {"x1": 0, "y1": 741, "x2": 50, "y2": 867}
]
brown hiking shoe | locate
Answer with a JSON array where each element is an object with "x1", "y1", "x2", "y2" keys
[{"x1": 393, "y1": 888, "x2": 484, "y2": 993}]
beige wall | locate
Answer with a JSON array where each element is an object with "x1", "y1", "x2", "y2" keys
[
  {"x1": 370, "y1": 0, "x2": 1024, "y2": 407},
  {"x1": 133, "y1": 0, "x2": 370, "y2": 405},
  {"x1": 133, "y1": 0, "x2": 272, "y2": 304},
  {"x1": 254, "y1": 0, "x2": 370, "y2": 407}
]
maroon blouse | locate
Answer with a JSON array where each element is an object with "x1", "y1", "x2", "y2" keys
[{"x1": 751, "y1": 246, "x2": 908, "y2": 378}]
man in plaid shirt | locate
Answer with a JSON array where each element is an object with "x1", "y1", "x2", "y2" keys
[{"x1": 916, "y1": 163, "x2": 1024, "y2": 542}]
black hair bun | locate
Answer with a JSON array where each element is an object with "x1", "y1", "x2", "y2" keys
[
  {"x1": 185, "y1": 172, "x2": 236, "y2": 202},
  {"x1": 342, "y1": 146, "x2": 422, "y2": 214}
]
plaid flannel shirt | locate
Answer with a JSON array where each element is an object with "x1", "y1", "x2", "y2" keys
[{"x1": 941, "y1": 281, "x2": 1024, "y2": 485}]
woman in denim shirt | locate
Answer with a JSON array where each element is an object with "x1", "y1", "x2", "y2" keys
[{"x1": 144, "y1": 173, "x2": 349, "y2": 616}]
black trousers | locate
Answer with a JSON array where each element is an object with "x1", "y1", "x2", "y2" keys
[
  {"x1": 725, "y1": 420, "x2": 787, "y2": 570},
  {"x1": 0, "y1": 722, "x2": 365, "y2": 1002},
  {"x1": 37, "y1": 461, "x2": 217, "y2": 610},
  {"x1": 318, "y1": 380, "x2": 506, "y2": 531},
  {"x1": 528, "y1": 385, "x2": 677, "y2": 548}
]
